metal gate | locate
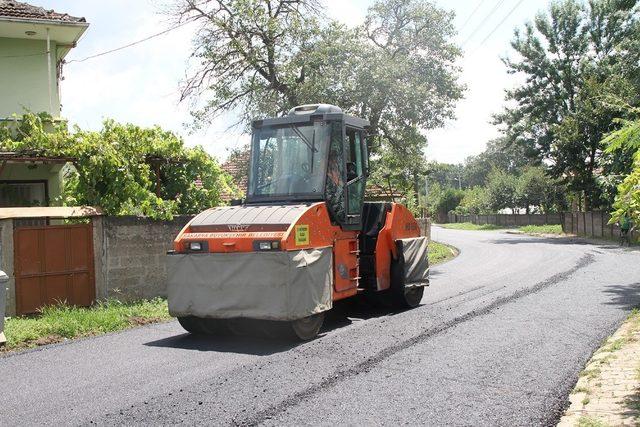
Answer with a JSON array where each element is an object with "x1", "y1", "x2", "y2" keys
[{"x1": 14, "y1": 223, "x2": 95, "y2": 315}]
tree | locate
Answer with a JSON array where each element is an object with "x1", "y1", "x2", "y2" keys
[
  {"x1": 463, "y1": 137, "x2": 531, "y2": 187},
  {"x1": 454, "y1": 186, "x2": 489, "y2": 215},
  {"x1": 495, "y1": 0, "x2": 640, "y2": 210},
  {"x1": 603, "y1": 109, "x2": 640, "y2": 225},
  {"x1": 175, "y1": 0, "x2": 464, "y2": 197},
  {"x1": 486, "y1": 169, "x2": 518, "y2": 213},
  {"x1": 0, "y1": 113, "x2": 231, "y2": 219},
  {"x1": 427, "y1": 161, "x2": 465, "y2": 189},
  {"x1": 516, "y1": 166, "x2": 567, "y2": 214},
  {"x1": 426, "y1": 182, "x2": 464, "y2": 222}
]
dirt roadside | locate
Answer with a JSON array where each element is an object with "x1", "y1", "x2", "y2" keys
[{"x1": 558, "y1": 310, "x2": 640, "y2": 426}]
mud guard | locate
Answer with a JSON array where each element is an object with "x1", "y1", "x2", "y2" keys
[{"x1": 395, "y1": 237, "x2": 430, "y2": 289}]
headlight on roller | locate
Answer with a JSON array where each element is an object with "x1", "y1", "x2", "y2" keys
[
  {"x1": 189, "y1": 242, "x2": 202, "y2": 251},
  {"x1": 254, "y1": 241, "x2": 281, "y2": 251},
  {"x1": 259, "y1": 242, "x2": 271, "y2": 250}
]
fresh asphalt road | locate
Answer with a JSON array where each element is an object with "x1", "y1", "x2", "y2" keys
[{"x1": 1, "y1": 228, "x2": 639, "y2": 426}]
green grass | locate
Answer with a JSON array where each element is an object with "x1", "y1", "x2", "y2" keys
[
  {"x1": 441, "y1": 222, "x2": 565, "y2": 235},
  {"x1": 577, "y1": 416, "x2": 608, "y2": 427},
  {"x1": 428, "y1": 241, "x2": 457, "y2": 265},
  {"x1": 2, "y1": 298, "x2": 170, "y2": 352},
  {"x1": 518, "y1": 224, "x2": 564, "y2": 235},
  {"x1": 439, "y1": 222, "x2": 502, "y2": 231}
]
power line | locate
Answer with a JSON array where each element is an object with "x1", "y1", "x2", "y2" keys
[
  {"x1": 459, "y1": 0, "x2": 487, "y2": 32},
  {"x1": 461, "y1": 0, "x2": 507, "y2": 47},
  {"x1": 473, "y1": 0, "x2": 527, "y2": 51},
  {"x1": 66, "y1": 19, "x2": 194, "y2": 64}
]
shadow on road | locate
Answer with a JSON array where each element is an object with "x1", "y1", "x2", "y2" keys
[
  {"x1": 489, "y1": 236, "x2": 637, "y2": 252},
  {"x1": 143, "y1": 333, "x2": 298, "y2": 356},
  {"x1": 602, "y1": 283, "x2": 640, "y2": 310},
  {"x1": 143, "y1": 298, "x2": 404, "y2": 355}
]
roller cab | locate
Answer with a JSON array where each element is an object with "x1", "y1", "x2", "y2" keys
[{"x1": 167, "y1": 105, "x2": 429, "y2": 340}]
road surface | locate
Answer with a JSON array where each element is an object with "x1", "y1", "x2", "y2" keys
[{"x1": 1, "y1": 227, "x2": 639, "y2": 426}]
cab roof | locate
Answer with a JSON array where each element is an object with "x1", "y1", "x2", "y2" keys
[{"x1": 252, "y1": 104, "x2": 370, "y2": 130}]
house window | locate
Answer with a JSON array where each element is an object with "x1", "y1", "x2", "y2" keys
[{"x1": 0, "y1": 181, "x2": 48, "y2": 207}]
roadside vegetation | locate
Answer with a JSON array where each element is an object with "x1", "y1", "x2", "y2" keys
[
  {"x1": 439, "y1": 223, "x2": 565, "y2": 236},
  {"x1": 517, "y1": 225, "x2": 564, "y2": 235},
  {"x1": 428, "y1": 241, "x2": 457, "y2": 265},
  {"x1": 1, "y1": 298, "x2": 170, "y2": 352},
  {"x1": 0, "y1": 115, "x2": 234, "y2": 219}
]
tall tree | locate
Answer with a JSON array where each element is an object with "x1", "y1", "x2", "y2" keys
[
  {"x1": 486, "y1": 169, "x2": 519, "y2": 213},
  {"x1": 176, "y1": 0, "x2": 322, "y2": 126},
  {"x1": 495, "y1": 0, "x2": 640, "y2": 210},
  {"x1": 175, "y1": 0, "x2": 464, "y2": 195},
  {"x1": 463, "y1": 137, "x2": 530, "y2": 188}
]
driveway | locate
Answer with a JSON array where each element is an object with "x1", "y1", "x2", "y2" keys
[{"x1": 1, "y1": 227, "x2": 638, "y2": 426}]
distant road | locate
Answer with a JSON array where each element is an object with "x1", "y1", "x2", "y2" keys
[{"x1": 1, "y1": 227, "x2": 639, "y2": 426}]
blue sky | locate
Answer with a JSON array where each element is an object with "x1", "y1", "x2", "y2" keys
[{"x1": 32, "y1": 0, "x2": 547, "y2": 164}]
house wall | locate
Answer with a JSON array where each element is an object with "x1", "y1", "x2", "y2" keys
[
  {"x1": 0, "y1": 163, "x2": 66, "y2": 205},
  {"x1": 0, "y1": 37, "x2": 60, "y2": 118}
]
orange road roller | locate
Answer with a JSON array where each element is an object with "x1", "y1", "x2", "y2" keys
[{"x1": 167, "y1": 104, "x2": 429, "y2": 340}]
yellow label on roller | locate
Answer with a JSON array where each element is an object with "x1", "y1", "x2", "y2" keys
[{"x1": 295, "y1": 224, "x2": 310, "y2": 246}]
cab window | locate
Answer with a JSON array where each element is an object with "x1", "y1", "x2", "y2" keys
[{"x1": 346, "y1": 128, "x2": 365, "y2": 216}]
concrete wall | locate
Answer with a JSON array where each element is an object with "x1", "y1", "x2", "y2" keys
[
  {"x1": 96, "y1": 216, "x2": 194, "y2": 302},
  {"x1": 563, "y1": 211, "x2": 638, "y2": 242},
  {"x1": 417, "y1": 217, "x2": 432, "y2": 241},
  {"x1": 0, "y1": 37, "x2": 60, "y2": 117},
  {"x1": 447, "y1": 213, "x2": 564, "y2": 226}
]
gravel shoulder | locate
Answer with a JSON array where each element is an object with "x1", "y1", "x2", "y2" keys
[{"x1": 0, "y1": 227, "x2": 638, "y2": 426}]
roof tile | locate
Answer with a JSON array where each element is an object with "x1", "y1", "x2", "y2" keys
[{"x1": 0, "y1": 0, "x2": 86, "y2": 23}]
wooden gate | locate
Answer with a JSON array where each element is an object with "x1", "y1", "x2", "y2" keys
[{"x1": 14, "y1": 223, "x2": 95, "y2": 315}]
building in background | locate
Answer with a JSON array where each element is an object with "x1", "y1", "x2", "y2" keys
[{"x1": 0, "y1": 0, "x2": 88, "y2": 206}]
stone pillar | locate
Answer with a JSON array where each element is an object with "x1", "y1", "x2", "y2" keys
[
  {"x1": 0, "y1": 270, "x2": 8, "y2": 346},
  {"x1": 0, "y1": 219, "x2": 15, "y2": 317},
  {"x1": 92, "y1": 216, "x2": 107, "y2": 300}
]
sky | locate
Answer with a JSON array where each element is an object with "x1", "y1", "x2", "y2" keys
[{"x1": 29, "y1": 0, "x2": 548, "y2": 164}]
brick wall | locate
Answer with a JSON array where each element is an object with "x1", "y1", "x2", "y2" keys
[{"x1": 96, "y1": 216, "x2": 193, "y2": 302}]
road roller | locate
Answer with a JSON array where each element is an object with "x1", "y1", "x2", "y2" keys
[{"x1": 167, "y1": 104, "x2": 429, "y2": 340}]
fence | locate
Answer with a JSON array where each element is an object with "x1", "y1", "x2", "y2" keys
[
  {"x1": 563, "y1": 211, "x2": 638, "y2": 242},
  {"x1": 447, "y1": 212, "x2": 564, "y2": 227}
]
